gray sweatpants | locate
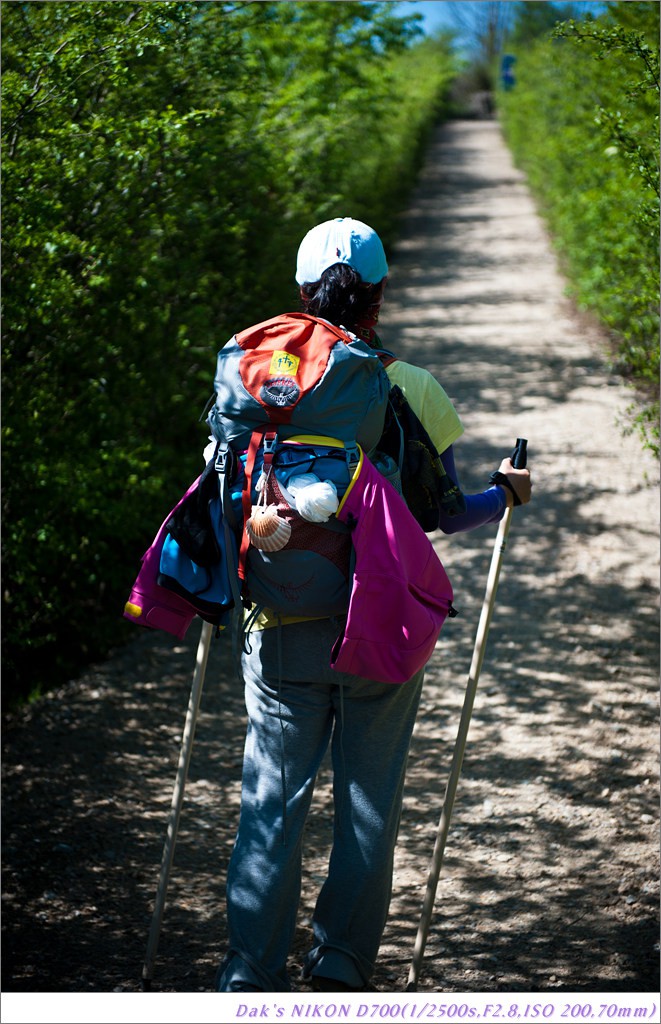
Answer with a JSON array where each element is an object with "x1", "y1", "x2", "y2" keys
[{"x1": 217, "y1": 617, "x2": 425, "y2": 992}]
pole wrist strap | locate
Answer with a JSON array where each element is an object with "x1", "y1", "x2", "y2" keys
[{"x1": 489, "y1": 470, "x2": 522, "y2": 506}]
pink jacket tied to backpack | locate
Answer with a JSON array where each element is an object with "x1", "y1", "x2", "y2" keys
[{"x1": 331, "y1": 453, "x2": 456, "y2": 684}]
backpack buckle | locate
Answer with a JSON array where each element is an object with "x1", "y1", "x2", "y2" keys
[
  {"x1": 346, "y1": 442, "x2": 361, "y2": 470},
  {"x1": 263, "y1": 431, "x2": 278, "y2": 465},
  {"x1": 214, "y1": 444, "x2": 229, "y2": 474}
]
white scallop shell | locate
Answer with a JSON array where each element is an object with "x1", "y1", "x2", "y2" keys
[{"x1": 245, "y1": 503, "x2": 292, "y2": 551}]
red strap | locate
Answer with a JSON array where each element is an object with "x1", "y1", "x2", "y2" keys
[{"x1": 237, "y1": 429, "x2": 278, "y2": 590}]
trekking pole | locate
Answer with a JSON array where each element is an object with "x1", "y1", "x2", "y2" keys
[
  {"x1": 407, "y1": 438, "x2": 528, "y2": 992},
  {"x1": 142, "y1": 617, "x2": 213, "y2": 989}
]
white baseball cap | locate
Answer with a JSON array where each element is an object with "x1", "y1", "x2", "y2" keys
[{"x1": 295, "y1": 217, "x2": 388, "y2": 285}]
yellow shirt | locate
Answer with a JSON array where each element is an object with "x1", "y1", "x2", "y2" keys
[{"x1": 384, "y1": 360, "x2": 464, "y2": 455}]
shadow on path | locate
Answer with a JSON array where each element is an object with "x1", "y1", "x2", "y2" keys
[{"x1": 2, "y1": 120, "x2": 658, "y2": 999}]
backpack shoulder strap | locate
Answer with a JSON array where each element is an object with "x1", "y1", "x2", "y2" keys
[{"x1": 369, "y1": 339, "x2": 398, "y2": 368}]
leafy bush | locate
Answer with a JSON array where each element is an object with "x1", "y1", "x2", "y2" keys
[
  {"x1": 1, "y1": 1, "x2": 457, "y2": 706},
  {"x1": 498, "y1": 1, "x2": 659, "y2": 455}
]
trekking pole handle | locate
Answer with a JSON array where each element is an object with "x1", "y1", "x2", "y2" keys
[{"x1": 511, "y1": 437, "x2": 528, "y2": 470}]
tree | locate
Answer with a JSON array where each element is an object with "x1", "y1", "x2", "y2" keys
[
  {"x1": 445, "y1": 1, "x2": 516, "y2": 66},
  {"x1": 498, "y1": 1, "x2": 659, "y2": 454},
  {"x1": 508, "y1": 1, "x2": 604, "y2": 47},
  {"x1": 2, "y1": 0, "x2": 455, "y2": 705}
]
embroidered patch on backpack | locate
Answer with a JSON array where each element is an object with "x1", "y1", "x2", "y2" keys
[{"x1": 261, "y1": 377, "x2": 301, "y2": 408}]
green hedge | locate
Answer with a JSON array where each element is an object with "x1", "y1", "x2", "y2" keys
[
  {"x1": 1, "y1": 1, "x2": 457, "y2": 706},
  {"x1": 498, "y1": 1, "x2": 659, "y2": 455}
]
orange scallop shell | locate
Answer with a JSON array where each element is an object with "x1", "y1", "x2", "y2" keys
[{"x1": 245, "y1": 503, "x2": 292, "y2": 551}]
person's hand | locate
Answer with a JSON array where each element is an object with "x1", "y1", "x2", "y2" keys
[{"x1": 497, "y1": 457, "x2": 532, "y2": 508}]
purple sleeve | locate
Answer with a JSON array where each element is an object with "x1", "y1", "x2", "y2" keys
[{"x1": 437, "y1": 445, "x2": 507, "y2": 535}]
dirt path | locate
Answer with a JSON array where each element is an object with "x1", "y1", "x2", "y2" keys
[{"x1": 2, "y1": 120, "x2": 659, "y2": 1007}]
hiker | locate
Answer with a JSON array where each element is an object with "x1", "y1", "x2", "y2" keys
[{"x1": 215, "y1": 217, "x2": 532, "y2": 993}]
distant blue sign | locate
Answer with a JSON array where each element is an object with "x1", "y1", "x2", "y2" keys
[{"x1": 501, "y1": 53, "x2": 516, "y2": 91}]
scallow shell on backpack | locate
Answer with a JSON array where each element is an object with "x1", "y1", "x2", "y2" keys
[{"x1": 246, "y1": 504, "x2": 292, "y2": 551}]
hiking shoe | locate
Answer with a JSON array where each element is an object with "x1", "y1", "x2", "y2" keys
[{"x1": 215, "y1": 965, "x2": 264, "y2": 992}]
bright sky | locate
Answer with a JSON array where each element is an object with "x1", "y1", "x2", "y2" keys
[
  {"x1": 396, "y1": 1, "x2": 457, "y2": 37},
  {"x1": 396, "y1": 1, "x2": 610, "y2": 41}
]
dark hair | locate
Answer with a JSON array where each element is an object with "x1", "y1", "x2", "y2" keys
[{"x1": 299, "y1": 264, "x2": 384, "y2": 332}]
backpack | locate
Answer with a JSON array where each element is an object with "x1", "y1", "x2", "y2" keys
[
  {"x1": 123, "y1": 313, "x2": 462, "y2": 659},
  {"x1": 207, "y1": 313, "x2": 390, "y2": 619},
  {"x1": 208, "y1": 312, "x2": 387, "y2": 451}
]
